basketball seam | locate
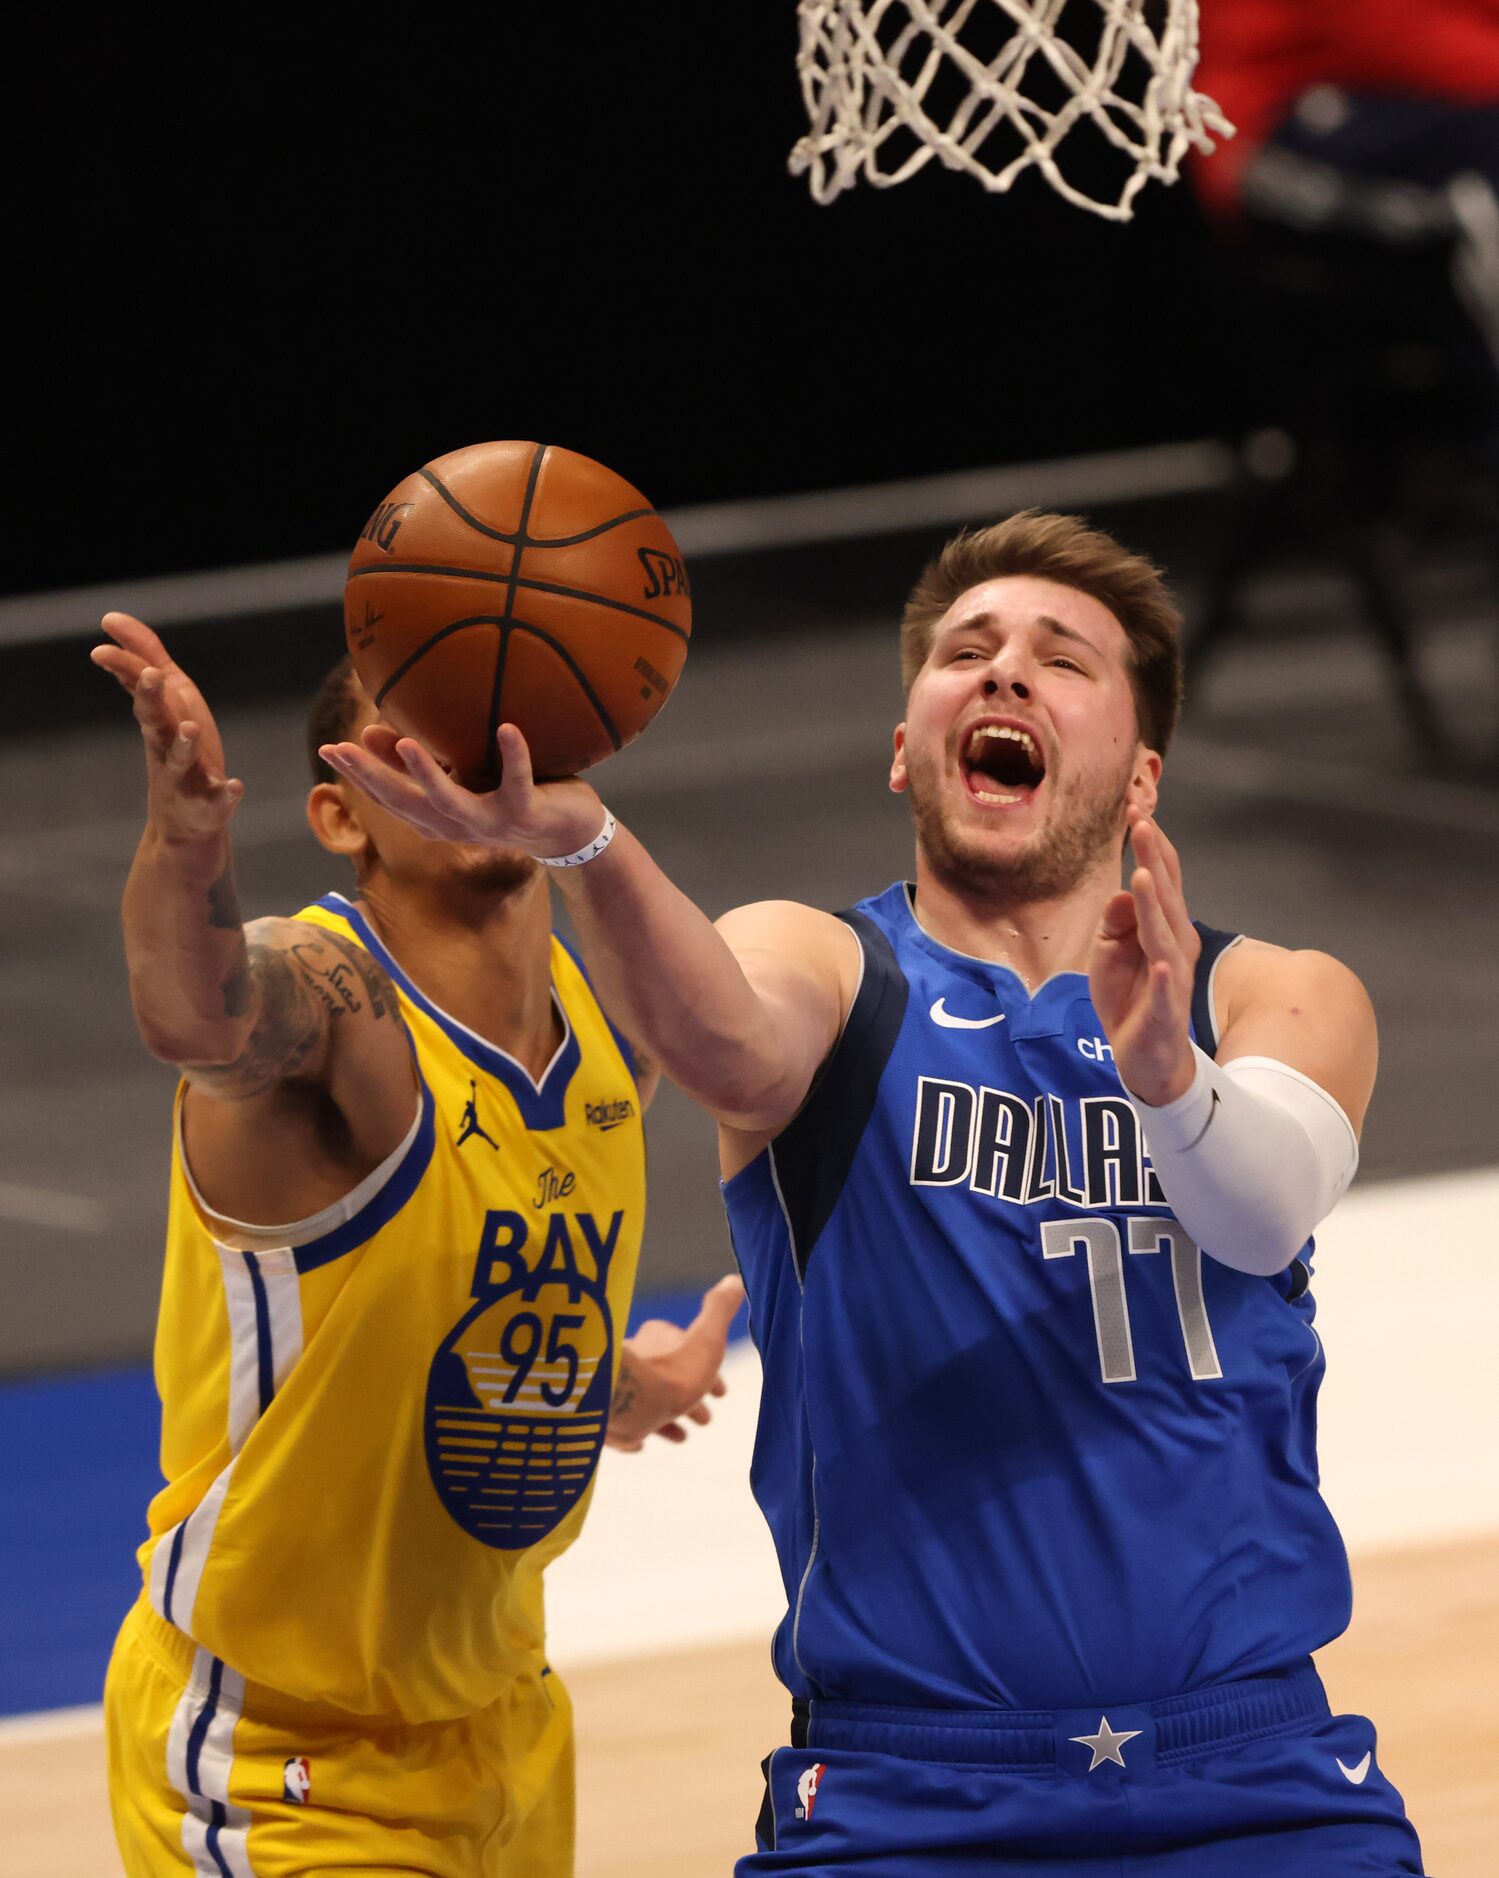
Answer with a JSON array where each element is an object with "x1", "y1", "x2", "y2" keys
[
  {"x1": 509, "y1": 618, "x2": 622, "y2": 753},
  {"x1": 371, "y1": 617, "x2": 502, "y2": 710},
  {"x1": 487, "y1": 448, "x2": 550, "y2": 781},
  {"x1": 370, "y1": 614, "x2": 623, "y2": 761},
  {"x1": 505, "y1": 445, "x2": 548, "y2": 624},
  {"x1": 418, "y1": 465, "x2": 657, "y2": 548},
  {"x1": 348, "y1": 562, "x2": 690, "y2": 643}
]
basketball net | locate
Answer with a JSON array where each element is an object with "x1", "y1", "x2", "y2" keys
[{"x1": 790, "y1": 0, "x2": 1233, "y2": 222}]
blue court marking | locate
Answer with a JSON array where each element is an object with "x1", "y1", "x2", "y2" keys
[
  {"x1": 0, "y1": 1366, "x2": 163, "y2": 1717},
  {"x1": 0, "y1": 1287, "x2": 747, "y2": 1718}
]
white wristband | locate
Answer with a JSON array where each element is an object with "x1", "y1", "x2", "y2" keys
[{"x1": 538, "y1": 810, "x2": 617, "y2": 869}]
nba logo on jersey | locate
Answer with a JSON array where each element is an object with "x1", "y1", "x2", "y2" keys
[
  {"x1": 796, "y1": 1763, "x2": 825, "y2": 1820},
  {"x1": 281, "y1": 1756, "x2": 311, "y2": 1805}
]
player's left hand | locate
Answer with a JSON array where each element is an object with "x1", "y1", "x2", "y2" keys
[
  {"x1": 1089, "y1": 814, "x2": 1201, "y2": 1107},
  {"x1": 606, "y1": 1275, "x2": 747, "y2": 1452}
]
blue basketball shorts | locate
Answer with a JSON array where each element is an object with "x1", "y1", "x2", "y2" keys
[{"x1": 739, "y1": 1662, "x2": 1424, "y2": 1875}]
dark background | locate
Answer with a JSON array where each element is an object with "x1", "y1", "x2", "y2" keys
[{"x1": 8, "y1": 12, "x2": 1224, "y2": 598}]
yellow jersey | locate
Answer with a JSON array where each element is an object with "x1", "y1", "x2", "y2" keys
[{"x1": 136, "y1": 892, "x2": 646, "y2": 1724}]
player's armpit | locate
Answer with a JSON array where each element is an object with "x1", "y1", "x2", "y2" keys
[
  {"x1": 711, "y1": 901, "x2": 862, "y2": 1134},
  {"x1": 1213, "y1": 943, "x2": 1378, "y2": 1135}
]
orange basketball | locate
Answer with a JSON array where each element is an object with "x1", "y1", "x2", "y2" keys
[{"x1": 344, "y1": 441, "x2": 691, "y2": 786}]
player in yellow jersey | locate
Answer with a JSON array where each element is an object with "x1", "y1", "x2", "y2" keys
[{"x1": 91, "y1": 611, "x2": 744, "y2": 1877}]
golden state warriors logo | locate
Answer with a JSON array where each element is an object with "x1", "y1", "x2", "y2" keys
[{"x1": 424, "y1": 1205, "x2": 620, "y2": 1548}]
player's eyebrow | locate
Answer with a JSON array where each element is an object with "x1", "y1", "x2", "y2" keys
[
  {"x1": 1034, "y1": 614, "x2": 1104, "y2": 660},
  {"x1": 937, "y1": 610, "x2": 1104, "y2": 660}
]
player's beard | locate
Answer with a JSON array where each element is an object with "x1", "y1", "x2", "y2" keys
[
  {"x1": 448, "y1": 844, "x2": 541, "y2": 898},
  {"x1": 906, "y1": 742, "x2": 1135, "y2": 903}
]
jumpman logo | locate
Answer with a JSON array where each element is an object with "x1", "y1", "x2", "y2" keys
[{"x1": 457, "y1": 1080, "x2": 499, "y2": 1151}]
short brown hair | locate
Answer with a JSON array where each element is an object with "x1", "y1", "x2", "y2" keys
[
  {"x1": 306, "y1": 655, "x2": 361, "y2": 784},
  {"x1": 900, "y1": 511, "x2": 1184, "y2": 754}
]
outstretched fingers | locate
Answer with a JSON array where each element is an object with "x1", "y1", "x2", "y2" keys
[
  {"x1": 319, "y1": 735, "x2": 462, "y2": 838},
  {"x1": 391, "y1": 736, "x2": 503, "y2": 835},
  {"x1": 1129, "y1": 862, "x2": 1182, "y2": 968},
  {"x1": 494, "y1": 723, "x2": 536, "y2": 810},
  {"x1": 89, "y1": 643, "x2": 145, "y2": 692},
  {"x1": 1129, "y1": 817, "x2": 1196, "y2": 954},
  {"x1": 1095, "y1": 888, "x2": 1140, "y2": 947},
  {"x1": 123, "y1": 664, "x2": 188, "y2": 758},
  {"x1": 98, "y1": 611, "x2": 174, "y2": 668}
]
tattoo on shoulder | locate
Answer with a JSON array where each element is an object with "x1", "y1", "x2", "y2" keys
[
  {"x1": 293, "y1": 929, "x2": 397, "y2": 1023},
  {"x1": 194, "y1": 944, "x2": 325, "y2": 1098},
  {"x1": 192, "y1": 928, "x2": 400, "y2": 1099}
]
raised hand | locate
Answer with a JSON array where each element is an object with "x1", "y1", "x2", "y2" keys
[
  {"x1": 91, "y1": 612, "x2": 244, "y2": 838},
  {"x1": 1088, "y1": 814, "x2": 1202, "y2": 1107},
  {"x1": 605, "y1": 1274, "x2": 748, "y2": 1452},
  {"x1": 320, "y1": 722, "x2": 606, "y2": 861}
]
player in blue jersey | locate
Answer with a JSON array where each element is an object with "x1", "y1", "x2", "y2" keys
[{"x1": 325, "y1": 509, "x2": 1426, "y2": 1874}]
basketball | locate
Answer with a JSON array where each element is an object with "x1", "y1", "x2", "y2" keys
[{"x1": 344, "y1": 441, "x2": 692, "y2": 786}]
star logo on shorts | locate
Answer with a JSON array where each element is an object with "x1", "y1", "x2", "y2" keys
[{"x1": 1070, "y1": 1716, "x2": 1143, "y2": 1771}]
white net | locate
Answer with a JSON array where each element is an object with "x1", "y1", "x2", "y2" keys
[{"x1": 791, "y1": 0, "x2": 1232, "y2": 222}]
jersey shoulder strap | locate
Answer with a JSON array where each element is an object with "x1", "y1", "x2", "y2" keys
[
  {"x1": 1190, "y1": 920, "x2": 1243, "y2": 1059},
  {"x1": 769, "y1": 908, "x2": 909, "y2": 1280}
]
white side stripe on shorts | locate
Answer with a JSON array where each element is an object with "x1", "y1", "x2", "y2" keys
[{"x1": 165, "y1": 1647, "x2": 255, "y2": 1877}]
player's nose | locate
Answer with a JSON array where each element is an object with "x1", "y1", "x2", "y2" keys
[{"x1": 980, "y1": 659, "x2": 1032, "y2": 703}]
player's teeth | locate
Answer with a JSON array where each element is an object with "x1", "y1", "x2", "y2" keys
[{"x1": 969, "y1": 725, "x2": 1035, "y2": 755}]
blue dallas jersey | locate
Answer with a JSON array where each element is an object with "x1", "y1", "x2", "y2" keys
[{"x1": 724, "y1": 882, "x2": 1351, "y2": 1714}]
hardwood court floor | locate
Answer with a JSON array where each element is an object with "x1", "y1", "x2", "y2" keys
[{"x1": 4, "y1": 1533, "x2": 1492, "y2": 1876}]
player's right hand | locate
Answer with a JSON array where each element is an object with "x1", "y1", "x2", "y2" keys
[
  {"x1": 320, "y1": 722, "x2": 607, "y2": 862},
  {"x1": 91, "y1": 613, "x2": 245, "y2": 838}
]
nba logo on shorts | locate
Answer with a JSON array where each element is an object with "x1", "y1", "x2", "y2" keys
[
  {"x1": 796, "y1": 1762, "x2": 825, "y2": 1820},
  {"x1": 281, "y1": 1756, "x2": 311, "y2": 1805}
]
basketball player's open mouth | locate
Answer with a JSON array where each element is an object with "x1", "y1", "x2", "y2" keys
[{"x1": 962, "y1": 722, "x2": 1046, "y2": 806}]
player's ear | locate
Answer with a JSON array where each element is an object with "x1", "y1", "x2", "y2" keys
[
  {"x1": 889, "y1": 723, "x2": 909, "y2": 795},
  {"x1": 306, "y1": 780, "x2": 370, "y2": 861},
  {"x1": 1126, "y1": 746, "x2": 1162, "y2": 819}
]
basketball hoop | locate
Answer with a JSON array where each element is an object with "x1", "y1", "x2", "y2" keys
[{"x1": 790, "y1": 0, "x2": 1233, "y2": 222}]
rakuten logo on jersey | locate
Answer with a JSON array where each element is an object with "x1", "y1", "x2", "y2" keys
[{"x1": 585, "y1": 1096, "x2": 636, "y2": 1133}]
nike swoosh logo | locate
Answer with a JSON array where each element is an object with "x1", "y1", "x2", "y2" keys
[
  {"x1": 929, "y1": 998, "x2": 1007, "y2": 1030},
  {"x1": 1336, "y1": 1752, "x2": 1372, "y2": 1785}
]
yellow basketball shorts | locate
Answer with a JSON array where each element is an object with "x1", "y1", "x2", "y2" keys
[{"x1": 104, "y1": 1596, "x2": 574, "y2": 1877}]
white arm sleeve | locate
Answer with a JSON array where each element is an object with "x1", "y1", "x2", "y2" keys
[{"x1": 1128, "y1": 1046, "x2": 1359, "y2": 1276}]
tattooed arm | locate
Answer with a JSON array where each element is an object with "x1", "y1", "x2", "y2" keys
[
  {"x1": 179, "y1": 919, "x2": 395, "y2": 1102},
  {"x1": 96, "y1": 613, "x2": 416, "y2": 1221},
  {"x1": 92, "y1": 607, "x2": 262, "y2": 1075}
]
